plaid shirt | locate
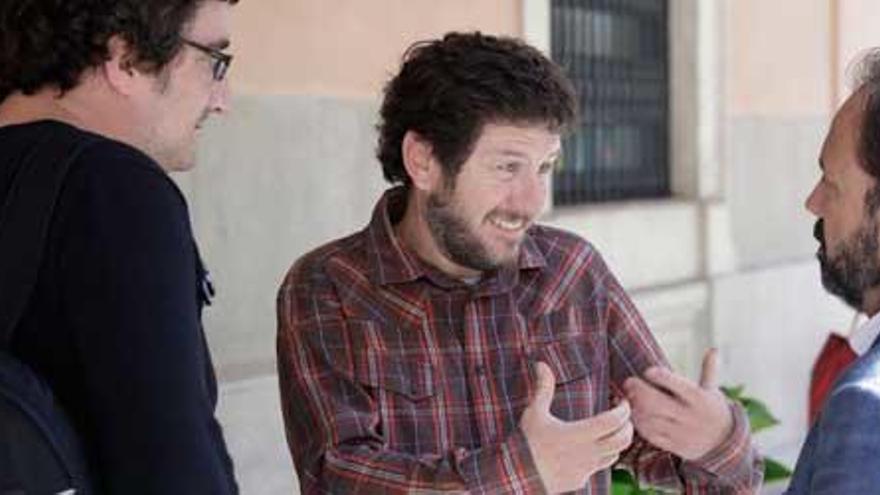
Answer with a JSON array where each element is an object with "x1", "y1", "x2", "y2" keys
[{"x1": 277, "y1": 188, "x2": 762, "y2": 494}]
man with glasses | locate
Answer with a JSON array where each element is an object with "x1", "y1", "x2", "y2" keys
[
  {"x1": 182, "y1": 38, "x2": 235, "y2": 82},
  {"x1": 0, "y1": 1, "x2": 239, "y2": 492}
]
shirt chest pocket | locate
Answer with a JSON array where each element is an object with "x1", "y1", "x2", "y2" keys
[
  {"x1": 538, "y1": 335, "x2": 591, "y2": 383},
  {"x1": 353, "y1": 348, "x2": 436, "y2": 402},
  {"x1": 338, "y1": 319, "x2": 438, "y2": 402},
  {"x1": 531, "y1": 333, "x2": 606, "y2": 420}
]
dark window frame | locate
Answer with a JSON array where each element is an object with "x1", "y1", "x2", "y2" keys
[{"x1": 551, "y1": 0, "x2": 670, "y2": 204}]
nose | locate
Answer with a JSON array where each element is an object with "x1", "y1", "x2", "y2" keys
[
  {"x1": 805, "y1": 181, "x2": 822, "y2": 216},
  {"x1": 209, "y1": 78, "x2": 231, "y2": 114}
]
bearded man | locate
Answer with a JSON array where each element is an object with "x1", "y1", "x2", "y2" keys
[
  {"x1": 275, "y1": 32, "x2": 762, "y2": 494},
  {"x1": 787, "y1": 50, "x2": 880, "y2": 494}
]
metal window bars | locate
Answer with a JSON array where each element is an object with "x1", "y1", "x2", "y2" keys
[{"x1": 551, "y1": 0, "x2": 670, "y2": 204}]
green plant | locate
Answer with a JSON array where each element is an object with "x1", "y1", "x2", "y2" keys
[
  {"x1": 610, "y1": 385, "x2": 792, "y2": 494},
  {"x1": 612, "y1": 469, "x2": 664, "y2": 495}
]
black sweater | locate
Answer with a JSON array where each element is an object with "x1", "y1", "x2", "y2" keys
[{"x1": 2, "y1": 121, "x2": 237, "y2": 494}]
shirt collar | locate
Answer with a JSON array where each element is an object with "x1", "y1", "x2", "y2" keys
[
  {"x1": 366, "y1": 187, "x2": 422, "y2": 286},
  {"x1": 850, "y1": 312, "x2": 880, "y2": 356},
  {"x1": 365, "y1": 187, "x2": 547, "y2": 289}
]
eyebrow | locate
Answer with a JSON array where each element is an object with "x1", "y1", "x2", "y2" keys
[
  {"x1": 198, "y1": 38, "x2": 231, "y2": 51},
  {"x1": 491, "y1": 149, "x2": 562, "y2": 162}
]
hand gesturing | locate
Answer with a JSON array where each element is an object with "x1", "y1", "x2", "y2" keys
[
  {"x1": 520, "y1": 362, "x2": 634, "y2": 494},
  {"x1": 622, "y1": 349, "x2": 733, "y2": 461}
]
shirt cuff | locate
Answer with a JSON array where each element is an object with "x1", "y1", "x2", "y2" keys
[{"x1": 683, "y1": 400, "x2": 763, "y2": 488}]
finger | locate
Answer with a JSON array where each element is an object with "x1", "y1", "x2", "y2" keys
[
  {"x1": 699, "y1": 348, "x2": 719, "y2": 389},
  {"x1": 529, "y1": 361, "x2": 556, "y2": 414},
  {"x1": 623, "y1": 376, "x2": 681, "y2": 420},
  {"x1": 596, "y1": 419, "x2": 634, "y2": 455},
  {"x1": 638, "y1": 428, "x2": 674, "y2": 453},
  {"x1": 595, "y1": 453, "x2": 620, "y2": 472},
  {"x1": 570, "y1": 400, "x2": 631, "y2": 439},
  {"x1": 630, "y1": 413, "x2": 677, "y2": 443},
  {"x1": 629, "y1": 414, "x2": 675, "y2": 451},
  {"x1": 594, "y1": 400, "x2": 632, "y2": 434},
  {"x1": 642, "y1": 367, "x2": 699, "y2": 404},
  {"x1": 631, "y1": 409, "x2": 678, "y2": 429}
]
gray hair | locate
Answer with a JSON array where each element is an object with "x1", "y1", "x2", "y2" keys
[{"x1": 848, "y1": 49, "x2": 880, "y2": 187}]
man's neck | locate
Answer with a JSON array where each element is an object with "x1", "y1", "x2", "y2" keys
[
  {"x1": 0, "y1": 84, "x2": 135, "y2": 151},
  {"x1": 0, "y1": 90, "x2": 79, "y2": 127},
  {"x1": 863, "y1": 287, "x2": 880, "y2": 319}
]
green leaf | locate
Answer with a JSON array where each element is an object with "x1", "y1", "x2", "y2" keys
[
  {"x1": 612, "y1": 469, "x2": 667, "y2": 494},
  {"x1": 612, "y1": 480, "x2": 640, "y2": 495},
  {"x1": 721, "y1": 385, "x2": 745, "y2": 400},
  {"x1": 740, "y1": 397, "x2": 780, "y2": 433},
  {"x1": 764, "y1": 457, "x2": 794, "y2": 482},
  {"x1": 612, "y1": 469, "x2": 640, "y2": 495},
  {"x1": 721, "y1": 384, "x2": 781, "y2": 433}
]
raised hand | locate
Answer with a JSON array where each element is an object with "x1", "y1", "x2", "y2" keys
[
  {"x1": 520, "y1": 362, "x2": 634, "y2": 494},
  {"x1": 622, "y1": 348, "x2": 733, "y2": 461}
]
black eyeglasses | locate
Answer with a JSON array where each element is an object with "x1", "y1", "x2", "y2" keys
[{"x1": 181, "y1": 38, "x2": 233, "y2": 81}]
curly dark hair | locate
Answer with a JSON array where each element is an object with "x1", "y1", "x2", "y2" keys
[
  {"x1": 0, "y1": 0, "x2": 238, "y2": 103},
  {"x1": 376, "y1": 31, "x2": 577, "y2": 187}
]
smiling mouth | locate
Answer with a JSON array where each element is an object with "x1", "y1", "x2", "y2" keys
[
  {"x1": 491, "y1": 217, "x2": 524, "y2": 231},
  {"x1": 486, "y1": 212, "x2": 532, "y2": 236}
]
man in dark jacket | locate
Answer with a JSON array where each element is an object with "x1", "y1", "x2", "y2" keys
[{"x1": 0, "y1": 1, "x2": 239, "y2": 492}]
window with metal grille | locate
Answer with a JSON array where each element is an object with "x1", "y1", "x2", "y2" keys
[{"x1": 551, "y1": 0, "x2": 670, "y2": 204}]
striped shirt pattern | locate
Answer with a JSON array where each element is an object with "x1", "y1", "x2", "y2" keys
[{"x1": 277, "y1": 187, "x2": 762, "y2": 494}]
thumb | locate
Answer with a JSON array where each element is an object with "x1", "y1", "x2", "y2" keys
[
  {"x1": 699, "y1": 348, "x2": 719, "y2": 389},
  {"x1": 530, "y1": 361, "x2": 556, "y2": 413}
]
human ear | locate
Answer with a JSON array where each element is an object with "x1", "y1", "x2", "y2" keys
[
  {"x1": 101, "y1": 35, "x2": 143, "y2": 96},
  {"x1": 402, "y1": 130, "x2": 443, "y2": 192}
]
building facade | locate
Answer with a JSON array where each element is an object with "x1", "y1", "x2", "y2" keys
[{"x1": 180, "y1": 1, "x2": 880, "y2": 492}]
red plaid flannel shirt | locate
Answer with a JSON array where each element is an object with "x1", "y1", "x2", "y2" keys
[{"x1": 277, "y1": 188, "x2": 762, "y2": 494}]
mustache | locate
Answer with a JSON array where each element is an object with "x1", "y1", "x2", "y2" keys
[
  {"x1": 814, "y1": 219, "x2": 825, "y2": 246},
  {"x1": 814, "y1": 219, "x2": 831, "y2": 264}
]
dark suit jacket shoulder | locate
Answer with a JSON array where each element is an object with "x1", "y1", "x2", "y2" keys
[{"x1": 786, "y1": 341, "x2": 880, "y2": 494}]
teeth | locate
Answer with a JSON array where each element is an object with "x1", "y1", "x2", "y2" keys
[{"x1": 491, "y1": 217, "x2": 524, "y2": 231}]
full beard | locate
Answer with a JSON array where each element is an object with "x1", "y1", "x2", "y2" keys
[
  {"x1": 814, "y1": 218, "x2": 880, "y2": 311},
  {"x1": 424, "y1": 191, "x2": 527, "y2": 273}
]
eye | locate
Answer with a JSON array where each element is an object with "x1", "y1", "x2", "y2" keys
[
  {"x1": 496, "y1": 162, "x2": 520, "y2": 175},
  {"x1": 819, "y1": 176, "x2": 837, "y2": 194},
  {"x1": 538, "y1": 160, "x2": 556, "y2": 175}
]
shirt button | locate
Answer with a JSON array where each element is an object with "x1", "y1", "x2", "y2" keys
[{"x1": 475, "y1": 364, "x2": 485, "y2": 375}]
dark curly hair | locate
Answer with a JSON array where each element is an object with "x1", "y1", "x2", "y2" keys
[
  {"x1": 376, "y1": 31, "x2": 577, "y2": 187},
  {"x1": 0, "y1": 0, "x2": 238, "y2": 103}
]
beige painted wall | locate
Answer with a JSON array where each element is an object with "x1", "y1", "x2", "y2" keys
[
  {"x1": 725, "y1": 0, "x2": 832, "y2": 117},
  {"x1": 201, "y1": 2, "x2": 880, "y2": 491},
  {"x1": 230, "y1": 0, "x2": 521, "y2": 98},
  {"x1": 200, "y1": 4, "x2": 528, "y2": 492}
]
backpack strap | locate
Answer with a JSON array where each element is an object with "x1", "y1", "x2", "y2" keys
[{"x1": 0, "y1": 123, "x2": 93, "y2": 348}]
